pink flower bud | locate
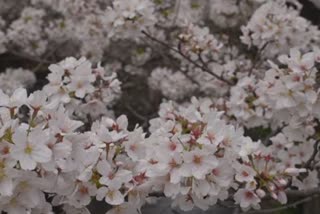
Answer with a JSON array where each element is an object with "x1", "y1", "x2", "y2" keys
[
  {"x1": 277, "y1": 178, "x2": 287, "y2": 186},
  {"x1": 270, "y1": 192, "x2": 278, "y2": 200},
  {"x1": 277, "y1": 191, "x2": 288, "y2": 204},
  {"x1": 256, "y1": 189, "x2": 266, "y2": 198}
]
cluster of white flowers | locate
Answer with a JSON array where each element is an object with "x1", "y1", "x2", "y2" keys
[
  {"x1": 0, "y1": 0, "x2": 158, "y2": 61},
  {"x1": 226, "y1": 76, "x2": 271, "y2": 128},
  {"x1": 208, "y1": 0, "x2": 266, "y2": 28},
  {"x1": 241, "y1": 0, "x2": 320, "y2": 57},
  {"x1": 0, "y1": 77, "x2": 308, "y2": 213},
  {"x1": 0, "y1": 68, "x2": 36, "y2": 95},
  {"x1": 178, "y1": 23, "x2": 223, "y2": 61},
  {"x1": 43, "y1": 57, "x2": 121, "y2": 120},
  {"x1": 220, "y1": 48, "x2": 320, "y2": 132},
  {"x1": 0, "y1": 87, "x2": 138, "y2": 213},
  {"x1": 148, "y1": 67, "x2": 197, "y2": 100},
  {"x1": 104, "y1": 0, "x2": 156, "y2": 40},
  {"x1": 146, "y1": 98, "x2": 257, "y2": 211},
  {"x1": 7, "y1": 7, "x2": 48, "y2": 56},
  {"x1": 0, "y1": 0, "x2": 320, "y2": 213},
  {"x1": 257, "y1": 49, "x2": 318, "y2": 122},
  {"x1": 146, "y1": 98, "x2": 312, "y2": 211}
]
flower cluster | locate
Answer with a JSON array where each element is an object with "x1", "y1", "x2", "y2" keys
[
  {"x1": 43, "y1": 57, "x2": 121, "y2": 120},
  {"x1": 148, "y1": 67, "x2": 197, "y2": 100},
  {"x1": 241, "y1": 0, "x2": 320, "y2": 57},
  {"x1": 178, "y1": 23, "x2": 223, "y2": 61},
  {"x1": 0, "y1": 58, "x2": 313, "y2": 213},
  {"x1": 0, "y1": 85, "x2": 144, "y2": 213},
  {"x1": 0, "y1": 68, "x2": 36, "y2": 95},
  {"x1": 104, "y1": 0, "x2": 157, "y2": 40},
  {"x1": 257, "y1": 49, "x2": 318, "y2": 120},
  {"x1": 145, "y1": 98, "x2": 309, "y2": 211},
  {"x1": 7, "y1": 7, "x2": 47, "y2": 56},
  {"x1": 209, "y1": 0, "x2": 266, "y2": 28}
]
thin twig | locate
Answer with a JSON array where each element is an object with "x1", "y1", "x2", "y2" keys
[
  {"x1": 141, "y1": 30, "x2": 234, "y2": 85},
  {"x1": 242, "y1": 195, "x2": 318, "y2": 214},
  {"x1": 172, "y1": 0, "x2": 181, "y2": 26},
  {"x1": 124, "y1": 104, "x2": 147, "y2": 122},
  {"x1": 32, "y1": 40, "x2": 69, "y2": 72},
  {"x1": 248, "y1": 41, "x2": 272, "y2": 76},
  {"x1": 148, "y1": 192, "x2": 165, "y2": 198},
  {"x1": 6, "y1": 48, "x2": 53, "y2": 64},
  {"x1": 304, "y1": 139, "x2": 320, "y2": 169},
  {"x1": 139, "y1": 34, "x2": 200, "y2": 87},
  {"x1": 286, "y1": 188, "x2": 320, "y2": 197},
  {"x1": 178, "y1": 69, "x2": 201, "y2": 86},
  {"x1": 217, "y1": 200, "x2": 237, "y2": 209}
]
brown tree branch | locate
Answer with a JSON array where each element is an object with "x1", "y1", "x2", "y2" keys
[
  {"x1": 242, "y1": 195, "x2": 318, "y2": 214},
  {"x1": 6, "y1": 49, "x2": 53, "y2": 64},
  {"x1": 141, "y1": 30, "x2": 234, "y2": 86},
  {"x1": 248, "y1": 41, "x2": 272, "y2": 77}
]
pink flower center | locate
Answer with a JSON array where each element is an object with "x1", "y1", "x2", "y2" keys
[
  {"x1": 169, "y1": 159, "x2": 178, "y2": 168},
  {"x1": 212, "y1": 168, "x2": 220, "y2": 176},
  {"x1": 108, "y1": 173, "x2": 115, "y2": 180},
  {"x1": 149, "y1": 159, "x2": 158, "y2": 165},
  {"x1": 245, "y1": 191, "x2": 254, "y2": 199},
  {"x1": 169, "y1": 142, "x2": 177, "y2": 151},
  {"x1": 193, "y1": 155, "x2": 202, "y2": 165},
  {"x1": 129, "y1": 144, "x2": 136, "y2": 151},
  {"x1": 79, "y1": 186, "x2": 88, "y2": 195},
  {"x1": 292, "y1": 75, "x2": 300, "y2": 82},
  {"x1": 242, "y1": 171, "x2": 249, "y2": 177},
  {"x1": 1, "y1": 146, "x2": 9, "y2": 155}
]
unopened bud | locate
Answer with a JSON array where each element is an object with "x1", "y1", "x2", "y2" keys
[
  {"x1": 284, "y1": 168, "x2": 307, "y2": 176},
  {"x1": 270, "y1": 192, "x2": 278, "y2": 200},
  {"x1": 116, "y1": 161, "x2": 124, "y2": 167},
  {"x1": 268, "y1": 183, "x2": 276, "y2": 191},
  {"x1": 278, "y1": 178, "x2": 288, "y2": 186},
  {"x1": 256, "y1": 189, "x2": 266, "y2": 198}
]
